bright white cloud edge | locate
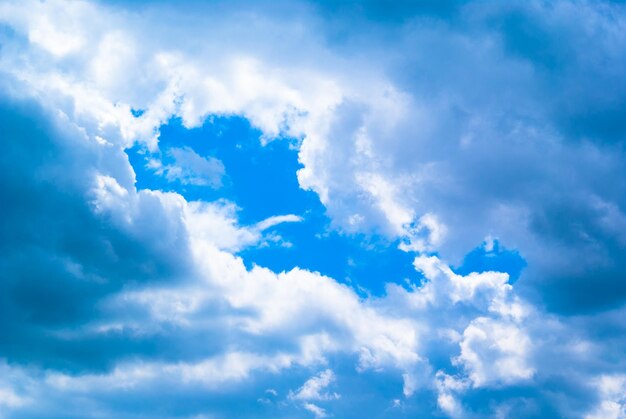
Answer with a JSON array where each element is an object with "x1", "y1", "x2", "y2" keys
[{"x1": 0, "y1": 1, "x2": 624, "y2": 418}]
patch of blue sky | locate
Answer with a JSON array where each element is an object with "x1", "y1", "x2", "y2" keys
[
  {"x1": 127, "y1": 116, "x2": 420, "y2": 296},
  {"x1": 454, "y1": 239, "x2": 527, "y2": 284}
]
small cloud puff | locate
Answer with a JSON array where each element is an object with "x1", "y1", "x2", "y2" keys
[
  {"x1": 147, "y1": 146, "x2": 224, "y2": 188},
  {"x1": 289, "y1": 369, "x2": 340, "y2": 402}
]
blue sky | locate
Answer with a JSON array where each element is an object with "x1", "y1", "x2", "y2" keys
[
  {"x1": 128, "y1": 116, "x2": 428, "y2": 296},
  {"x1": 1, "y1": 0, "x2": 626, "y2": 418}
]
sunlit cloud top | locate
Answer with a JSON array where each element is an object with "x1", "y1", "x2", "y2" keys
[{"x1": 1, "y1": 1, "x2": 626, "y2": 417}]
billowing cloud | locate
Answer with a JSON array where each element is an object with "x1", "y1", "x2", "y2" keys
[
  {"x1": 0, "y1": 0, "x2": 625, "y2": 418},
  {"x1": 2, "y1": 0, "x2": 624, "y2": 313}
]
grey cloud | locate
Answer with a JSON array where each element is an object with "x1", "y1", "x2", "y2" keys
[
  {"x1": 295, "y1": 0, "x2": 626, "y2": 313},
  {"x1": 0, "y1": 92, "x2": 195, "y2": 372},
  {"x1": 1, "y1": 1, "x2": 626, "y2": 418}
]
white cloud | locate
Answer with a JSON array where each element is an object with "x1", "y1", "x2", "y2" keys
[
  {"x1": 0, "y1": 387, "x2": 27, "y2": 409},
  {"x1": 3, "y1": 1, "x2": 625, "y2": 302},
  {"x1": 0, "y1": 1, "x2": 624, "y2": 288},
  {"x1": 289, "y1": 369, "x2": 340, "y2": 402},
  {"x1": 0, "y1": 0, "x2": 625, "y2": 417},
  {"x1": 185, "y1": 200, "x2": 301, "y2": 252},
  {"x1": 0, "y1": 362, "x2": 33, "y2": 412},
  {"x1": 149, "y1": 146, "x2": 225, "y2": 187},
  {"x1": 585, "y1": 375, "x2": 626, "y2": 419},
  {"x1": 434, "y1": 371, "x2": 469, "y2": 418},
  {"x1": 255, "y1": 214, "x2": 303, "y2": 231},
  {"x1": 303, "y1": 402, "x2": 328, "y2": 418},
  {"x1": 456, "y1": 317, "x2": 534, "y2": 387},
  {"x1": 46, "y1": 351, "x2": 298, "y2": 391}
]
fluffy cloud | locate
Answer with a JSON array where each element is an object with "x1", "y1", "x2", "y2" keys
[
  {"x1": 293, "y1": 1, "x2": 626, "y2": 313},
  {"x1": 0, "y1": 0, "x2": 625, "y2": 418},
  {"x1": 586, "y1": 375, "x2": 626, "y2": 419},
  {"x1": 2, "y1": 0, "x2": 625, "y2": 314}
]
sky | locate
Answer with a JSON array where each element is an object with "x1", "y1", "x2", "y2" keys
[{"x1": 0, "y1": 0, "x2": 625, "y2": 418}]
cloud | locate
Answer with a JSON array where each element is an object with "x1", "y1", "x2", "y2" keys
[
  {"x1": 6, "y1": 0, "x2": 626, "y2": 314},
  {"x1": 0, "y1": 0, "x2": 625, "y2": 418},
  {"x1": 254, "y1": 214, "x2": 303, "y2": 231},
  {"x1": 585, "y1": 375, "x2": 626, "y2": 419},
  {"x1": 148, "y1": 146, "x2": 225, "y2": 187},
  {"x1": 185, "y1": 200, "x2": 302, "y2": 252},
  {"x1": 456, "y1": 317, "x2": 534, "y2": 387},
  {"x1": 303, "y1": 402, "x2": 328, "y2": 418},
  {"x1": 289, "y1": 369, "x2": 339, "y2": 418},
  {"x1": 295, "y1": 1, "x2": 626, "y2": 313},
  {"x1": 289, "y1": 369, "x2": 340, "y2": 401},
  {"x1": 0, "y1": 388, "x2": 27, "y2": 409}
]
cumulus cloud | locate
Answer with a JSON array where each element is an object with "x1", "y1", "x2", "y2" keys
[
  {"x1": 1, "y1": 1, "x2": 626, "y2": 310},
  {"x1": 2, "y1": 0, "x2": 623, "y2": 314},
  {"x1": 0, "y1": 0, "x2": 625, "y2": 418},
  {"x1": 456, "y1": 317, "x2": 534, "y2": 387},
  {"x1": 585, "y1": 375, "x2": 626, "y2": 419}
]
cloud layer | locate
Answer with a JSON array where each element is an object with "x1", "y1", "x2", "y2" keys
[{"x1": 0, "y1": 0, "x2": 626, "y2": 418}]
